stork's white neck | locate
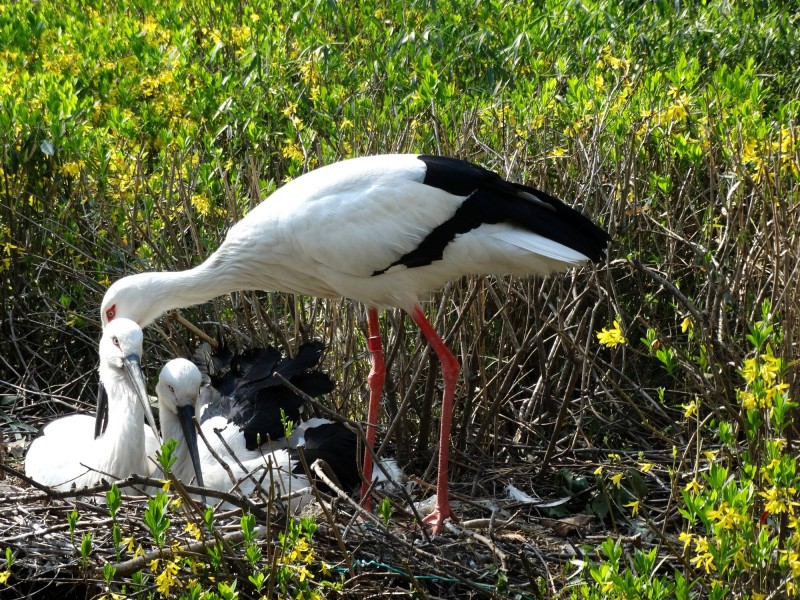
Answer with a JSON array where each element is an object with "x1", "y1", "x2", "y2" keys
[
  {"x1": 158, "y1": 407, "x2": 196, "y2": 482},
  {"x1": 135, "y1": 258, "x2": 246, "y2": 327},
  {"x1": 95, "y1": 365, "x2": 148, "y2": 478}
]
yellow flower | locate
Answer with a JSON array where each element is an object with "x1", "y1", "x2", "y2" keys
[
  {"x1": 684, "y1": 479, "x2": 702, "y2": 495},
  {"x1": 761, "y1": 486, "x2": 791, "y2": 515},
  {"x1": 186, "y1": 522, "x2": 202, "y2": 541},
  {"x1": 682, "y1": 400, "x2": 699, "y2": 418},
  {"x1": 121, "y1": 536, "x2": 135, "y2": 554},
  {"x1": 680, "y1": 317, "x2": 693, "y2": 333},
  {"x1": 282, "y1": 141, "x2": 304, "y2": 163},
  {"x1": 608, "y1": 453, "x2": 621, "y2": 462},
  {"x1": 782, "y1": 549, "x2": 800, "y2": 578},
  {"x1": 678, "y1": 531, "x2": 693, "y2": 552},
  {"x1": 738, "y1": 389, "x2": 756, "y2": 410},
  {"x1": 732, "y1": 547, "x2": 748, "y2": 569},
  {"x1": 625, "y1": 500, "x2": 640, "y2": 516},
  {"x1": 690, "y1": 536, "x2": 716, "y2": 573},
  {"x1": 598, "y1": 45, "x2": 630, "y2": 71},
  {"x1": 2, "y1": 241, "x2": 20, "y2": 256},
  {"x1": 155, "y1": 560, "x2": 181, "y2": 596},
  {"x1": 148, "y1": 558, "x2": 160, "y2": 572},
  {"x1": 0, "y1": 571, "x2": 10, "y2": 584},
  {"x1": 707, "y1": 502, "x2": 744, "y2": 530},
  {"x1": 190, "y1": 193, "x2": 212, "y2": 217},
  {"x1": 596, "y1": 320, "x2": 627, "y2": 348},
  {"x1": 594, "y1": 465, "x2": 604, "y2": 475},
  {"x1": 60, "y1": 161, "x2": 82, "y2": 177},
  {"x1": 282, "y1": 101, "x2": 298, "y2": 117},
  {"x1": 638, "y1": 462, "x2": 653, "y2": 474},
  {"x1": 694, "y1": 536, "x2": 709, "y2": 554},
  {"x1": 231, "y1": 25, "x2": 252, "y2": 46},
  {"x1": 610, "y1": 473, "x2": 624, "y2": 488}
]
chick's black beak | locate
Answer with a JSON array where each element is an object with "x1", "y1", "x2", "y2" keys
[{"x1": 177, "y1": 404, "x2": 205, "y2": 490}]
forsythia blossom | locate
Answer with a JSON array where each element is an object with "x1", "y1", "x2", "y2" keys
[{"x1": 597, "y1": 320, "x2": 627, "y2": 347}]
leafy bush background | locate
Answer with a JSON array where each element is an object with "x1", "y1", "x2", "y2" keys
[{"x1": 1, "y1": 0, "x2": 799, "y2": 596}]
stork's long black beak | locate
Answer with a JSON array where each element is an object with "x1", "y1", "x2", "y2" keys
[
  {"x1": 94, "y1": 382, "x2": 108, "y2": 439},
  {"x1": 122, "y1": 353, "x2": 161, "y2": 445},
  {"x1": 176, "y1": 404, "x2": 205, "y2": 490}
]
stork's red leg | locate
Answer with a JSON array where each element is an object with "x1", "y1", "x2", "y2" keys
[
  {"x1": 361, "y1": 307, "x2": 385, "y2": 512},
  {"x1": 410, "y1": 304, "x2": 460, "y2": 534}
]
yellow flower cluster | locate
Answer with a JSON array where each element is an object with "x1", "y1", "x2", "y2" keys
[
  {"x1": 706, "y1": 502, "x2": 747, "y2": 530},
  {"x1": 283, "y1": 140, "x2": 305, "y2": 163},
  {"x1": 738, "y1": 353, "x2": 789, "y2": 410},
  {"x1": 683, "y1": 534, "x2": 716, "y2": 574},
  {"x1": 190, "y1": 193, "x2": 212, "y2": 217},
  {"x1": 299, "y1": 52, "x2": 322, "y2": 102},
  {"x1": 154, "y1": 559, "x2": 181, "y2": 596},
  {"x1": 596, "y1": 320, "x2": 627, "y2": 348},
  {"x1": 741, "y1": 126, "x2": 800, "y2": 183},
  {"x1": 598, "y1": 45, "x2": 630, "y2": 73},
  {"x1": 759, "y1": 485, "x2": 800, "y2": 516}
]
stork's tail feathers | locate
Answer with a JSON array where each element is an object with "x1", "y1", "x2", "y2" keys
[
  {"x1": 291, "y1": 422, "x2": 360, "y2": 492},
  {"x1": 417, "y1": 155, "x2": 610, "y2": 264},
  {"x1": 508, "y1": 182, "x2": 611, "y2": 263},
  {"x1": 290, "y1": 421, "x2": 403, "y2": 495}
]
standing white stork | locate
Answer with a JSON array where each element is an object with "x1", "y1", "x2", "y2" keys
[
  {"x1": 100, "y1": 154, "x2": 610, "y2": 532},
  {"x1": 25, "y1": 318, "x2": 161, "y2": 490},
  {"x1": 155, "y1": 358, "x2": 398, "y2": 508}
]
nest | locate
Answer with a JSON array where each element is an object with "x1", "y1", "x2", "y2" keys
[{"x1": 0, "y1": 442, "x2": 682, "y2": 599}]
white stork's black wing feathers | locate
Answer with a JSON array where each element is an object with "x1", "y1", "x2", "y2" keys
[
  {"x1": 291, "y1": 422, "x2": 360, "y2": 493},
  {"x1": 193, "y1": 341, "x2": 334, "y2": 450},
  {"x1": 374, "y1": 155, "x2": 610, "y2": 274}
]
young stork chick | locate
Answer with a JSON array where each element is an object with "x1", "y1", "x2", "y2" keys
[
  {"x1": 25, "y1": 318, "x2": 161, "y2": 490},
  {"x1": 155, "y1": 358, "x2": 400, "y2": 509},
  {"x1": 193, "y1": 340, "x2": 334, "y2": 452}
]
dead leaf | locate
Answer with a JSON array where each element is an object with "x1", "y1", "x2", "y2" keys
[{"x1": 539, "y1": 514, "x2": 594, "y2": 536}]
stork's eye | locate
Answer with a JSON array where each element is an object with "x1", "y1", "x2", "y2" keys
[
  {"x1": 105, "y1": 305, "x2": 116, "y2": 322},
  {"x1": 168, "y1": 384, "x2": 175, "y2": 393},
  {"x1": 111, "y1": 336, "x2": 120, "y2": 347}
]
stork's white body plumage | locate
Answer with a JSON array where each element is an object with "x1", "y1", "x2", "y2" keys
[
  {"x1": 103, "y1": 155, "x2": 593, "y2": 318},
  {"x1": 101, "y1": 154, "x2": 610, "y2": 532},
  {"x1": 25, "y1": 319, "x2": 161, "y2": 490}
]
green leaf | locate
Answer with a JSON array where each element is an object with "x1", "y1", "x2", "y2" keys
[{"x1": 80, "y1": 532, "x2": 93, "y2": 559}]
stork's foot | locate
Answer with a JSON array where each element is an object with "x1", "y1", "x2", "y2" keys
[{"x1": 422, "y1": 501, "x2": 459, "y2": 535}]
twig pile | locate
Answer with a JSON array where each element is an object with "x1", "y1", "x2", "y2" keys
[{"x1": 0, "y1": 437, "x2": 684, "y2": 598}]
